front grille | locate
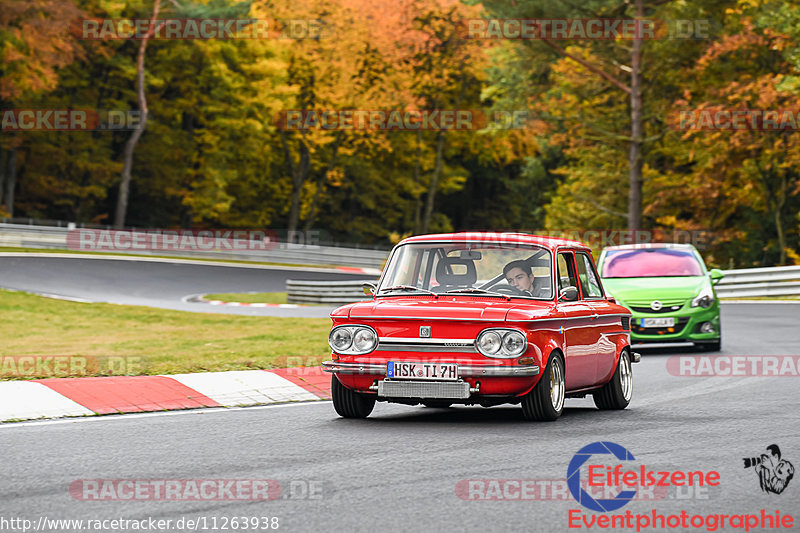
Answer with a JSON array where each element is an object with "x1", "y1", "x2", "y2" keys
[
  {"x1": 630, "y1": 304, "x2": 684, "y2": 314},
  {"x1": 631, "y1": 317, "x2": 690, "y2": 336},
  {"x1": 378, "y1": 380, "x2": 471, "y2": 399},
  {"x1": 627, "y1": 298, "x2": 685, "y2": 307}
]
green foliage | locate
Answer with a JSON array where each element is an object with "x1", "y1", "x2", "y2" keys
[{"x1": 1, "y1": 0, "x2": 798, "y2": 265}]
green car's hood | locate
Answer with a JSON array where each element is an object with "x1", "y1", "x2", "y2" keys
[{"x1": 601, "y1": 276, "x2": 708, "y2": 303}]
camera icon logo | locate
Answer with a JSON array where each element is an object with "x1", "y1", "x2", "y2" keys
[{"x1": 743, "y1": 444, "x2": 794, "y2": 495}]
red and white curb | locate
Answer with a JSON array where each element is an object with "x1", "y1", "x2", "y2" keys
[{"x1": 0, "y1": 367, "x2": 332, "y2": 423}]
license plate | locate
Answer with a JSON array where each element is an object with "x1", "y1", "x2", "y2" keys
[
  {"x1": 387, "y1": 361, "x2": 458, "y2": 381},
  {"x1": 640, "y1": 317, "x2": 675, "y2": 328}
]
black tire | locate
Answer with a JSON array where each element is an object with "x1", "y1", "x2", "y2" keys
[
  {"x1": 593, "y1": 350, "x2": 632, "y2": 410},
  {"x1": 698, "y1": 339, "x2": 721, "y2": 352},
  {"x1": 521, "y1": 353, "x2": 565, "y2": 421},
  {"x1": 331, "y1": 376, "x2": 376, "y2": 418}
]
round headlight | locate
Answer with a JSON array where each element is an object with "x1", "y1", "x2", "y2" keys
[
  {"x1": 330, "y1": 328, "x2": 352, "y2": 351},
  {"x1": 478, "y1": 331, "x2": 502, "y2": 355},
  {"x1": 503, "y1": 331, "x2": 526, "y2": 356},
  {"x1": 353, "y1": 328, "x2": 377, "y2": 352}
]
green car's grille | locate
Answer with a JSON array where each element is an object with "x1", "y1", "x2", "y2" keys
[
  {"x1": 627, "y1": 298, "x2": 685, "y2": 307},
  {"x1": 630, "y1": 304, "x2": 684, "y2": 314}
]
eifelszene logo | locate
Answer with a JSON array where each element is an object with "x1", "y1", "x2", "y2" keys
[
  {"x1": 567, "y1": 441, "x2": 721, "y2": 512},
  {"x1": 743, "y1": 444, "x2": 794, "y2": 495}
]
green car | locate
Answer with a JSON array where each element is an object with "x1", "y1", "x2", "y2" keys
[{"x1": 597, "y1": 244, "x2": 724, "y2": 351}]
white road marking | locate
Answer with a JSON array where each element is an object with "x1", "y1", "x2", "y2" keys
[{"x1": 0, "y1": 400, "x2": 330, "y2": 429}]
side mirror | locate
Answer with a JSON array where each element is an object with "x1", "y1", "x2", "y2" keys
[
  {"x1": 559, "y1": 286, "x2": 579, "y2": 302},
  {"x1": 362, "y1": 282, "x2": 376, "y2": 296},
  {"x1": 709, "y1": 269, "x2": 724, "y2": 286}
]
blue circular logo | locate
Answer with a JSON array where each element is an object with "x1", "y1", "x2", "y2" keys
[{"x1": 567, "y1": 441, "x2": 637, "y2": 512}]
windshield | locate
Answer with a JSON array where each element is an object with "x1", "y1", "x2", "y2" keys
[
  {"x1": 378, "y1": 242, "x2": 553, "y2": 299},
  {"x1": 602, "y1": 248, "x2": 704, "y2": 278}
]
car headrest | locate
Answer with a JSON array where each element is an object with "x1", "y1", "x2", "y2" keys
[{"x1": 436, "y1": 257, "x2": 477, "y2": 286}]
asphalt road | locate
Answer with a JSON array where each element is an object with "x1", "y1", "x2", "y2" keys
[
  {"x1": 0, "y1": 255, "x2": 372, "y2": 317},
  {"x1": 2, "y1": 303, "x2": 798, "y2": 532}
]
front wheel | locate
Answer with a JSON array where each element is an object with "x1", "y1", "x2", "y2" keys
[
  {"x1": 698, "y1": 339, "x2": 721, "y2": 352},
  {"x1": 593, "y1": 349, "x2": 632, "y2": 410},
  {"x1": 332, "y1": 376, "x2": 376, "y2": 418},
  {"x1": 521, "y1": 353, "x2": 565, "y2": 421}
]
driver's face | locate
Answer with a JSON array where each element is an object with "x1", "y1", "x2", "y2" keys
[{"x1": 506, "y1": 267, "x2": 533, "y2": 292}]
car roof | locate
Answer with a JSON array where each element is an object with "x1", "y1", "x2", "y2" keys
[
  {"x1": 398, "y1": 232, "x2": 589, "y2": 251},
  {"x1": 602, "y1": 243, "x2": 698, "y2": 251}
]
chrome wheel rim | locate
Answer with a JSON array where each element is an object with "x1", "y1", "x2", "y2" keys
[
  {"x1": 550, "y1": 358, "x2": 565, "y2": 412},
  {"x1": 620, "y1": 352, "x2": 632, "y2": 401}
]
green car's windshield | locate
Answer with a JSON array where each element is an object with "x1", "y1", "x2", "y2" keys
[{"x1": 603, "y1": 249, "x2": 704, "y2": 278}]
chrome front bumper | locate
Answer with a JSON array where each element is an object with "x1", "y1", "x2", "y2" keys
[{"x1": 321, "y1": 360, "x2": 540, "y2": 377}]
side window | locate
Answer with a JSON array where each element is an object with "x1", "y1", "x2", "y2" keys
[
  {"x1": 556, "y1": 252, "x2": 579, "y2": 291},
  {"x1": 576, "y1": 252, "x2": 604, "y2": 299}
]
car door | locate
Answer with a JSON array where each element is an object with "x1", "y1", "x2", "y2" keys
[
  {"x1": 575, "y1": 251, "x2": 618, "y2": 383},
  {"x1": 555, "y1": 251, "x2": 596, "y2": 390}
]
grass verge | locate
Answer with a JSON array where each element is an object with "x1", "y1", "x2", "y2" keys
[
  {"x1": 0, "y1": 289, "x2": 331, "y2": 379},
  {"x1": 205, "y1": 292, "x2": 290, "y2": 304}
]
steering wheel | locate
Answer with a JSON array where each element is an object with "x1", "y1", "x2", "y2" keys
[{"x1": 490, "y1": 283, "x2": 525, "y2": 296}]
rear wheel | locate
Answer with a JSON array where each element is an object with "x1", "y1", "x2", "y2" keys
[
  {"x1": 521, "y1": 353, "x2": 565, "y2": 421},
  {"x1": 331, "y1": 376, "x2": 376, "y2": 418},
  {"x1": 593, "y1": 349, "x2": 632, "y2": 410}
]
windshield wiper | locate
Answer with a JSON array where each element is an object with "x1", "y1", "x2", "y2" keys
[
  {"x1": 380, "y1": 285, "x2": 438, "y2": 297},
  {"x1": 445, "y1": 287, "x2": 510, "y2": 300}
]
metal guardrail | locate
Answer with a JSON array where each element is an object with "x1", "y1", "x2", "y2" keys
[
  {"x1": 287, "y1": 279, "x2": 376, "y2": 305},
  {"x1": 716, "y1": 266, "x2": 800, "y2": 298},
  {"x1": 0, "y1": 223, "x2": 388, "y2": 269},
  {"x1": 2, "y1": 222, "x2": 798, "y2": 297},
  {"x1": 287, "y1": 266, "x2": 800, "y2": 304}
]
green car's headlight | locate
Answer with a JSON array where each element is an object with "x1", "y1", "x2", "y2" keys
[{"x1": 691, "y1": 285, "x2": 714, "y2": 308}]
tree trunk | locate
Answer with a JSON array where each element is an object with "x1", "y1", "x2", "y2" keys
[
  {"x1": 775, "y1": 173, "x2": 787, "y2": 265},
  {"x1": 421, "y1": 130, "x2": 446, "y2": 233},
  {"x1": 412, "y1": 129, "x2": 422, "y2": 234},
  {"x1": 282, "y1": 131, "x2": 310, "y2": 234},
  {"x1": 627, "y1": 0, "x2": 644, "y2": 231},
  {"x1": 114, "y1": 0, "x2": 161, "y2": 228},
  {"x1": 5, "y1": 148, "x2": 17, "y2": 217},
  {"x1": 303, "y1": 131, "x2": 343, "y2": 232}
]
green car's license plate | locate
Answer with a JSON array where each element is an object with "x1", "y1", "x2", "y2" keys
[{"x1": 640, "y1": 317, "x2": 675, "y2": 328}]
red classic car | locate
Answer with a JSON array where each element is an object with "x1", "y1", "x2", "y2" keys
[{"x1": 321, "y1": 232, "x2": 639, "y2": 421}]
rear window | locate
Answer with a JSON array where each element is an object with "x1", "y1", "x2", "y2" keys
[{"x1": 602, "y1": 248, "x2": 704, "y2": 278}]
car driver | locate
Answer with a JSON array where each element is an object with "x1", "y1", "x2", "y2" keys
[{"x1": 503, "y1": 260, "x2": 539, "y2": 297}]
